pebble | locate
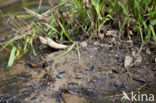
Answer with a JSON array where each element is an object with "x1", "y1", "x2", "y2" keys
[
  {"x1": 80, "y1": 41, "x2": 87, "y2": 47},
  {"x1": 124, "y1": 55, "x2": 133, "y2": 68},
  {"x1": 132, "y1": 50, "x2": 138, "y2": 57},
  {"x1": 110, "y1": 37, "x2": 116, "y2": 42},
  {"x1": 93, "y1": 42, "x2": 100, "y2": 46},
  {"x1": 146, "y1": 48, "x2": 151, "y2": 54},
  {"x1": 98, "y1": 33, "x2": 104, "y2": 40},
  {"x1": 106, "y1": 30, "x2": 117, "y2": 37},
  {"x1": 115, "y1": 80, "x2": 122, "y2": 86}
]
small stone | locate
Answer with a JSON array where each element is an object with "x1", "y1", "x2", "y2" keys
[
  {"x1": 90, "y1": 55, "x2": 93, "y2": 58},
  {"x1": 132, "y1": 50, "x2": 138, "y2": 58},
  {"x1": 98, "y1": 33, "x2": 104, "y2": 40},
  {"x1": 80, "y1": 41, "x2": 87, "y2": 47},
  {"x1": 146, "y1": 48, "x2": 151, "y2": 54},
  {"x1": 106, "y1": 30, "x2": 118, "y2": 37},
  {"x1": 94, "y1": 42, "x2": 100, "y2": 46},
  {"x1": 108, "y1": 73, "x2": 115, "y2": 78},
  {"x1": 124, "y1": 55, "x2": 133, "y2": 68},
  {"x1": 115, "y1": 80, "x2": 122, "y2": 86},
  {"x1": 110, "y1": 37, "x2": 116, "y2": 42},
  {"x1": 129, "y1": 30, "x2": 133, "y2": 35}
]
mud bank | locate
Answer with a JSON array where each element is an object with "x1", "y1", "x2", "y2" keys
[{"x1": 0, "y1": 36, "x2": 155, "y2": 103}]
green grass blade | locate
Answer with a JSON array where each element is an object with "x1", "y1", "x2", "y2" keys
[
  {"x1": 43, "y1": 23, "x2": 59, "y2": 33},
  {"x1": 57, "y1": 19, "x2": 73, "y2": 42},
  {"x1": 150, "y1": 19, "x2": 156, "y2": 26},
  {"x1": 53, "y1": 43, "x2": 76, "y2": 60},
  {"x1": 0, "y1": 0, "x2": 5, "y2": 4},
  {"x1": 72, "y1": 0, "x2": 83, "y2": 10},
  {"x1": 118, "y1": 1, "x2": 128, "y2": 16},
  {"x1": 76, "y1": 43, "x2": 81, "y2": 63},
  {"x1": 119, "y1": 16, "x2": 130, "y2": 34},
  {"x1": 7, "y1": 46, "x2": 16, "y2": 69},
  {"x1": 149, "y1": 25, "x2": 156, "y2": 42}
]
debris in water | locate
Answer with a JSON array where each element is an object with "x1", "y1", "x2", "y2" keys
[
  {"x1": 124, "y1": 55, "x2": 133, "y2": 68},
  {"x1": 115, "y1": 55, "x2": 120, "y2": 61},
  {"x1": 90, "y1": 65, "x2": 94, "y2": 72}
]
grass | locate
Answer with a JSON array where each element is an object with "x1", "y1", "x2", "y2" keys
[
  {"x1": 52, "y1": 0, "x2": 156, "y2": 42},
  {"x1": 6, "y1": 43, "x2": 16, "y2": 69},
  {"x1": 0, "y1": 0, "x2": 156, "y2": 69},
  {"x1": 0, "y1": 16, "x2": 40, "y2": 68}
]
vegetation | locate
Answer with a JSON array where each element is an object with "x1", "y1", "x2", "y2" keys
[
  {"x1": 0, "y1": 0, "x2": 5, "y2": 4},
  {"x1": 0, "y1": 0, "x2": 156, "y2": 69}
]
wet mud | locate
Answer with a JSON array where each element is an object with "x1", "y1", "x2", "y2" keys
[{"x1": 0, "y1": 36, "x2": 155, "y2": 103}]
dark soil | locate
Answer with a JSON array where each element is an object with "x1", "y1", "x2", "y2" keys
[{"x1": 0, "y1": 35, "x2": 156, "y2": 103}]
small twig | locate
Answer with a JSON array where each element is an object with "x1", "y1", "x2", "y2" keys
[
  {"x1": 135, "y1": 83, "x2": 148, "y2": 92},
  {"x1": 39, "y1": 0, "x2": 42, "y2": 10},
  {"x1": 75, "y1": 20, "x2": 89, "y2": 35},
  {"x1": 0, "y1": 10, "x2": 7, "y2": 21},
  {"x1": 129, "y1": 43, "x2": 144, "y2": 68},
  {"x1": 0, "y1": 36, "x2": 19, "y2": 52},
  {"x1": 126, "y1": 67, "x2": 132, "y2": 81},
  {"x1": 24, "y1": 7, "x2": 43, "y2": 20},
  {"x1": 41, "y1": 1, "x2": 68, "y2": 16},
  {"x1": 103, "y1": 83, "x2": 148, "y2": 99}
]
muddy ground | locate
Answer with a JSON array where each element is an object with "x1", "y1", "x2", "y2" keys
[{"x1": 0, "y1": 35, "x2": 156, "y2": 103}]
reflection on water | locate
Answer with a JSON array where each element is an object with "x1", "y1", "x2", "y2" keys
[{"x1": 0, "y1": 0, "x2": 50, "y2": 40}]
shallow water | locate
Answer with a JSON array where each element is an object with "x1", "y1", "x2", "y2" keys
[
  {"x1": 0, "y1": 0, "x2": 50, "y2": 65},
  {"x1": 0, "y1": 0, "x2": 50, "y2": 41},
  {"x1": 0, "y1": 0, "x2": 51, "y2": 102}
]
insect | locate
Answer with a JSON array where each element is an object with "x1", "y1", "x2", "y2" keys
[
  {"x1": 90, "y1": 65, "x2": 94, "y2": 72},
  {"x1": 59, "y1": 71, "x2": 66, "y2": 74},
  {"x1": 115, "y1": 55, "x2": 120, "y2": 61},
  {"x1": 56, "y1": 71, "x2": 66, "y2": 79},
  {"x1": 56, "y1": 75, "x2": 62, "y2": 79}
]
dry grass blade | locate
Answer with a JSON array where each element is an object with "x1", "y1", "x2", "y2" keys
[
  {"x1": 24, "y1": 7, "x2": 43, "y2": 20},
  {"x1": 41, "y1": 0, "x2": 68, "y2": 16}
]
